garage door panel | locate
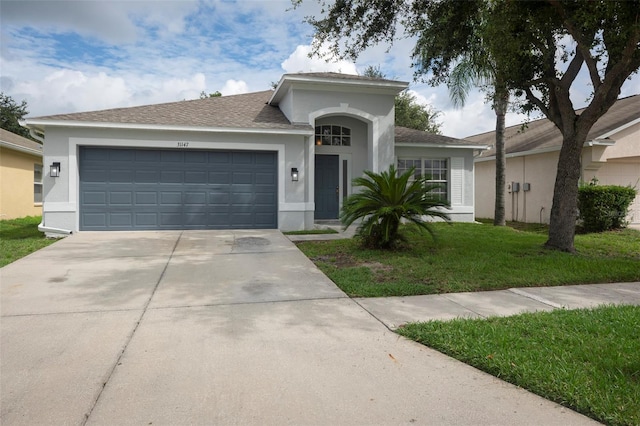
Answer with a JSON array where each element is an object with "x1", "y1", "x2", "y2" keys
[
  {"x1": 161, "y1": 192, "x2": 182, "y2": 205},
  {"x1": 232, "y1": 172, "x2": 253, "y2": 184},
  {"x1": 110, "y1": 170, "x2": 135, "y2": 183},
  {"x1": 110, "y1": 213, "x2": 133, "y2": 227},
  {"x1": 83, "y1": 192, "x2": 107, "y2": 206},
  {"x1": 135, "y1": 213, "x2": 158, "y2": 226},
  {"x1": 208, "y1": 171, "x2": 230, "y2": 184},
  {"x1": 160, "y1": 171, "x2": 183, "y2": 183},
  {"x1": 184, "y1": 192, "x2": 206, "y2": 205},
  {"x1": 232, "y1": 152, "x2": 253, "y2": 164},
  {"x1": 185, "y1": 171, "x2": 207, "y2": 183},
  {"x1": 136, "y1": 192, "x2": 158, "y2": 205},
  {"x1": 83, "y1": 213, "x2": 107, "y2": 227},
  {"x1": 136, "y1": 170, "x2": 158, "y2": 183},
  {"x1": 136, "y1": 150, "x2": 161, "y2": 162},
  {"x1": 80, "y1": 147, "x2": 277, "y2": 230}
]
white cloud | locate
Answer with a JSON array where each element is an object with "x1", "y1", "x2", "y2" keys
[
  {"x1": 220, "y1": 79, "x2": 249, "y2": 96},
  {"x1": 281, "y1": 43, "x2": 358, "y2": 75},
  {"x1": 0, "y1": 0, "x2": 199, "y2": 44}
]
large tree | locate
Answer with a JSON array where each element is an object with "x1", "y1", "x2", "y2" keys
[
  {"x1": 0, "y1": 92, "x2": 33, "y2": 140},
  {"x1": 296, "y1": 0, "x2": 640, "y2": 252}
]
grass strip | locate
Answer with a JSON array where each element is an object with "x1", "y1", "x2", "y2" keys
[
  {"x1": 296, "y1": 223, "x2": 640, "y2": 297},
  {"x1": 0, "y1": 216, "x2": 55, "y2": 267},
  {"x1": 397, "y1": 305, "x2": 640, "y2": 426}
]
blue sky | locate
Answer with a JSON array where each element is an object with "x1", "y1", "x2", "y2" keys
[{"x1": 1, "y1": 0, "x2": 639, "y2": 138}]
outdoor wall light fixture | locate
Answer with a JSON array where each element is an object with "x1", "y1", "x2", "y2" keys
[
  {"x1": 50, "y1": 162, "x2": 61, "y2": 178},
  {"x1": 291, "y1": 167, "x2": 299, "y2": 182}
]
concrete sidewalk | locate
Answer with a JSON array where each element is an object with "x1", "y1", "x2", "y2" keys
[
  {"x1": 356, "y1": 282, "x2": 640, "y2": 329},
  {"x1": 0, "y1": 230, "x2": 614, "y2": 425}
]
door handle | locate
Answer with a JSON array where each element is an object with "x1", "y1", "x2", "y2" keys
[{"x1": 336, "y1": 186, "x2": 339, "y2": 201}]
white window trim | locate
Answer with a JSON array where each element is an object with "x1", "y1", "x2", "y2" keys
[
  {"x1": 397, "y1": 157, "x2": 450, "y2": 201},
  {"x1": 34, "y1": 163, "x2": 43, "y2": 205}
]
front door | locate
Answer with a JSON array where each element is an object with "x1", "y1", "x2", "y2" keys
[{"x1": 315, "y1": 155, "x2": 340, "y2": 219}]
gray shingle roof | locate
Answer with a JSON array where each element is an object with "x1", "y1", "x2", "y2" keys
[
  {"x1": 394, "y1": 126, "x2": 487, "y2": 147},
  {"x1": 0, "y1": 128, "x2": 42, "y2": 154},
  {"x1": 468, "y1": 94, "x2": 640, "y2": 157},
  {"x1": 30, "y1": 90, "x2": 310, "y2": 131}
]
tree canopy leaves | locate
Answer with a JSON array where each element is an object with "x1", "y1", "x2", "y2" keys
[{"x1": 0, "y1": 92, "x2": 33, "y2": 140}]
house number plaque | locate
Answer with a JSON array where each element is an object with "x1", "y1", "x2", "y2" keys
[{"x1": 177, "y1": 142, "x2": 189, "y2": 147}]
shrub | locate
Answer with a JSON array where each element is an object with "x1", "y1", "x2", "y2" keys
[
  {"x1": 578, "y1": 183, "x2": 636, "y2": 232},
  {"x1": 340, "y1": 165, "x2": 451, "y2": 249}
]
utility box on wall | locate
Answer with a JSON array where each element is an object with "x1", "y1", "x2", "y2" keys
[{"x1": 523, "y1": 182, "x2": 531, "y2": 191}]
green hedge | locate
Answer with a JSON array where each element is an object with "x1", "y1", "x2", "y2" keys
[{"x1": 578, "y1": 184, "x2": 637, "y2": 232}]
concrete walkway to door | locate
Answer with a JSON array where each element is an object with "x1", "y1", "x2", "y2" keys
[{"x1": 1, "y1": 230, "x2": 599, "y2": 425}]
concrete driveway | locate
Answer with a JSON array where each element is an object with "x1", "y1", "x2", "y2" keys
[{"x1": 1, "y1": 230, "x2": 598, "y2": 425}]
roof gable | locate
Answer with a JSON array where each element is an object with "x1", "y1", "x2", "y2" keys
[{"x1": 469, "y1": 94, "x2": 640, "y2": 157}]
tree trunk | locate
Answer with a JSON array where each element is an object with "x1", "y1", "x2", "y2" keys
[
  {"x1": 545, "y1": 131, "x2": 585, "y2": 252},
  {"x1": 493, "y1": 90, "x2": 508, "y2": 226}
]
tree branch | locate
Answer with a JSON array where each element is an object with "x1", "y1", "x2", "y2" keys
[
  {"x1": 547, "y1": 0, "x2": 602, "y2": 90},
  {"x1": 560, "y1": 46, "x2": 584, "y2": 88},
  {"x1": 524, "y1": 87, "x2": 550, "y2": 119}
]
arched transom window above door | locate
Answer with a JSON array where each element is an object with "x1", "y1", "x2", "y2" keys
[{"x1": 315, "y1": 125, "x2": 351, "y2": 146}]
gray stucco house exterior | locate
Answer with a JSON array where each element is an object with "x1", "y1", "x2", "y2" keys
[{"x1": 23, "y1": 72, "x2": 487, "y2": 235}]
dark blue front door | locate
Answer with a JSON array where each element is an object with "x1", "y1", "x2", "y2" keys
[{"x1": 314, "y1": 155, "x2": 339, "y2": 219}]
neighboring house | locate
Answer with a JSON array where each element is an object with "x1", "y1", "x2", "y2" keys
[
  {"x1": 23, "y1": 72, "x2": 487, "y2": 235},
  {"x1": 471, "y1": 94, "x2": 640, "y2": 225},
  {"x1": 0, "y1": 128, "x2": 43, "y2": 220}
]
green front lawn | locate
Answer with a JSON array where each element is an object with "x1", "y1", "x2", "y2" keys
[
  {"x1": 0, "y1": 216, "x2": 55, "y2": 267},
  {"x1": 295, "y1": 223, "x2": 640, "y2": 297},
  {"x1": 398, "y1": 305, "x2": 640, "y2": 426}
]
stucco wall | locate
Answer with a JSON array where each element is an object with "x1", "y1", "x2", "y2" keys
[
  {"x1": 0, "y1": 147, "x2": 42, "y2": 220},
  {"x1": 476, "y1": 140, "x2": 639, "y2": 224},
  {"x1": 476, "y1": 151, "x2": 559, "y2": 224},
  {"x1": 291, "y1": 88, "x2": 396, "y2": 173},
  {"x1": 40, "y1": 127, "x2": 310, "y2": 233}
]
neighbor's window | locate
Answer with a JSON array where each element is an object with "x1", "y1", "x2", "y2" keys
[
  {"x1": 315, "y1": 125, "x2": 351, "y2": 146},
  {"x1": 34, "y1": 164, "x2": 43, "y2": 204},
  {"x1": 397, "y1": 158, "x2": 448, "y2": 200}
]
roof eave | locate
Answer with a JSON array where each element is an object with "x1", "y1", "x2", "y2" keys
[
  {"x1": 22, "y1": 119, "x2": 314, "y2": 136},
  {"x1": 0, "y1": 140, "x2": 43, "y2": 156},
  {"x1": 476, "y1": 138, "x2": 617, "y2": 162},
  {"x1": 395, "y1": 142, "x2": 490, "y2": 150}
]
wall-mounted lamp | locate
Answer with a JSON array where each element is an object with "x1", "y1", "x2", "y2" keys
[
  {"x1": 50, "y1": 162, "x2": 61, "y2": 178},
  {"x1": 291, "y1": 167, "x2": 299, "y2": 182}
]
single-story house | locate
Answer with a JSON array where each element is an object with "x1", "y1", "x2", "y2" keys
[
  {"x1": 0, "y1": 128, "x2": 43, "y2": 220},
  {"x1": 23, "y1": 72, "x2": 488, "y2": 236},
  {"x1": 470, "y1": 94, "x2": 640, "y2": 225}
]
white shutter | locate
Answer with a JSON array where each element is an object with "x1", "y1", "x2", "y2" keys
[{"x1": 450, "y1": 157, "x2": 464, "y2": 205}]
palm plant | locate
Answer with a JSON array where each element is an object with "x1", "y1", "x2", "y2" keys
[{"x1": 340, "y1": 165, "x2": 451, "y2": 249}]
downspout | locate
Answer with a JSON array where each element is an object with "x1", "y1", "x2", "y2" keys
[
  {"x1": 29, "y1": 128, "x2": 45, "y2": 143},
  {"x1": 38, "y1": 223, "x2": 73, "y2": 237},
  {"x1": 18, "y1": 120, "x2": 45, "y2": 143}
]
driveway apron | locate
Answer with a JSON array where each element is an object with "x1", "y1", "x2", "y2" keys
[{"x1": 1, "y1": 230, "x2": 598, "y2": 425}]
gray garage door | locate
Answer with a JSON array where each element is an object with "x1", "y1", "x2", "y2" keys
[{"x1": 79, "y1": 147, "x2": 277, "y2": 230}]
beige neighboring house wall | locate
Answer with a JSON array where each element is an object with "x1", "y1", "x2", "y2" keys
[
  {"x1": 471, "y1": 94, "x2": 640, "y2": 225},
  {"x1": 0, "y1": 129, "x2": 43, "y2": 220}
]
